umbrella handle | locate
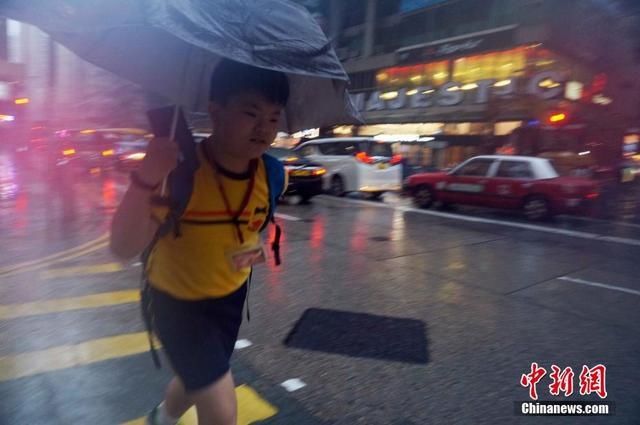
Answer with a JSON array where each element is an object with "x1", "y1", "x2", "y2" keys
[{"x1": 159, "y1": 105, "x2": 181, "y2": 196}]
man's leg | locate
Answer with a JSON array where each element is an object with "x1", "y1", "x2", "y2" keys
[
  {"x1": 192, "y1": 371, "x2": 237, "y2": 425},
  {"x1": 164, "y1": 376, "x2": 194, "y2": 419}
]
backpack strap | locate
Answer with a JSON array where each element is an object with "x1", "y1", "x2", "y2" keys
[
  {"x1": 139, "y1": 136, "x2": 199, "y2": 369},
  {"x1": 261, "y1": 153, "x2": 286, "y2": 266}
]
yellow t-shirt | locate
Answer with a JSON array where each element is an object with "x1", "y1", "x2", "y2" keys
[{"x1": 147, "y1": 145, "x2": 272, "y2": 300}]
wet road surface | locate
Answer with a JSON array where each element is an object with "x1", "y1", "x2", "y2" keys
[{"x1": 1, "y1": 150, "x2": 639, "y2": 424}]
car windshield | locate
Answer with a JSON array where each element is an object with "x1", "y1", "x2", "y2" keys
[
  {"x1": 268, "y1": 148, "x2": 300, "y2": 161},
  {"x1": 365, "y1": 141, "x2": 393, "y2": 158}
]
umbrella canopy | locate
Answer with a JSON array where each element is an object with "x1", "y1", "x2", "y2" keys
[{"x1": 3, "y1": 0, "x2": 362, "y2": 132}]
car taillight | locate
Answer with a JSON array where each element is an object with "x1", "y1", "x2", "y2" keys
[
  {"x1": 311, "y1": 168, "x2": 327, "y2": 176},
  {"x1": 585, "y1": 191, "x2": 599, "y2": 200},
  {"x1": 101, "y1": 149, "x2": 115, "y2": 157},
  {"x1": 390, "y1": 154, "x2": 402, "y2": 165},
  {"x1": 355, "y1": 152, "x2": 374, "y2": 164},
  {"x1": 62, "y1": 148, "x2": 76, "y2": 156}
]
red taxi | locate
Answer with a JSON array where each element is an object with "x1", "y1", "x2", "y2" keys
[{"x1": 403, "y1": 155, "x2": 600, "y2": 220}]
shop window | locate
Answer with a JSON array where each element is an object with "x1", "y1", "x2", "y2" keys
[
  {"x1": 495, "y1": 121, "x2": 523, "y2": 136},
  {"x1": 453, "y1": 46, "x2": 527, "y2": 84},
  {"x1": 377, "y1": 60, "x2": 449, "y2": 89}
]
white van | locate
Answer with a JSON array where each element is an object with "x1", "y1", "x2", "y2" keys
[{"x1": 293, "y1": 137, "x2": 402, "y2": 197}]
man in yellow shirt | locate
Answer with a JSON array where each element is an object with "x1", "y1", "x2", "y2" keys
[{"x1": 110, "y1": 59, "x2": 289, "y2": 425}]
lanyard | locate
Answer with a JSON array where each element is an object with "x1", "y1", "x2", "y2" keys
[{"x1": 204, "y1": 144, "x2": 257, "y2": 244}]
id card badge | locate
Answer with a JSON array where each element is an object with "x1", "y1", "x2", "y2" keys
[{"x1": 226, "y1": 243, "x2": 267, "y2": 271}]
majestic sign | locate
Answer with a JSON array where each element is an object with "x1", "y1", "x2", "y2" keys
[{"x1": 352, "y1": 71, "x2": 564, "y2": 113}]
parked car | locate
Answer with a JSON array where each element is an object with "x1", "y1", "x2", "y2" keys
[
  {"x1": 114, "y1": 136, "x2": 151, "y2": 172},
  {"x1": 53, "y1": 129, "x2": 118, "y2": 174},
  {"x1": 293, "y1": 137, "x2": 402, "y2": 198},
  {"x1": 267, "y1": 147, "x2": 325, "y2": 202},
  {"x1": 403, "y1": 155, "x2": 600, "y2": 220},
  {"x1": 192, "y1": 132, "x2": 325, "y2": 202}
]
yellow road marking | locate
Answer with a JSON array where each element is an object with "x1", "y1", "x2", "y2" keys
[
  {"x1": 0, "y1": 332, "x2": 155, "y2": 382},
  {"x1": 121, "y1": 384, "x2": 278, "y2": 425},
  {"x1": 0, "y1": 290, "x2": 139, "y2": 321},
  {"x1": 39, "y1": 262, "x2": 124, "y2": 280},
  {"x1": 0, "y1": 241, "x2": 110, "y2": 278},
  {"x1": 0, "y1": 232, "x2": 109, "y2": 274}
]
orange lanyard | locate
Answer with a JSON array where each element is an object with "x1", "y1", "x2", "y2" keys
[{"x1": 204, "y1": 145, "x2": 257, "y2": 244}]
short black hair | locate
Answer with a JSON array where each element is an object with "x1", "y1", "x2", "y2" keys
[{"x1": 209, "y1": 59, "x2": 290, "y2": 106}]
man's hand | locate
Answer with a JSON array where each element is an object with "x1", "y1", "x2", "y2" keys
[{"x1": 137, "y1": 137, "x2": 180, "y2": 186}]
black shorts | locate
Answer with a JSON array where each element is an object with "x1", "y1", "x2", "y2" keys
[{"x1": 142, "y1": 283, "x2": 247, "y2": 392}]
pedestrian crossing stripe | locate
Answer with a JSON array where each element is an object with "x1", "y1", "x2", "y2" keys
[
  {"x1": 0, "y1": 232, "x2": 109, "y2": 275},
  {"x1": 0, "y1": 290, "x2": 139, "y2": 321},
  {"x1": 0, "y1": 332, "x2": 156, "y2": 382},
  {"x1": 38, "y1": 262, "x2": 124, "y2": 280},
  {"x1": 0, "y1": 239, "x2": 110, "y2": 278},
  {"x1": 121, "y1": 384, "x2": 278, "y2": 425}
]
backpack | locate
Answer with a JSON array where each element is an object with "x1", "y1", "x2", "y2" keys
[
  {"x1": 139, "y1": 138, "x2": 285, "y2": 368},
  {"x1": 141, "y1": 145, "x2": 285, "y2": 266}
]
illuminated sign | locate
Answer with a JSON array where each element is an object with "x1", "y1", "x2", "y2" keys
[{"x1": 352, "y1": 71, "x2": 565, "y2": 112}]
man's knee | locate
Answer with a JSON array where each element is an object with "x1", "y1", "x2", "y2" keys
[{"x1": 193, "y1": 372, "x2": 237, "y2": 425}]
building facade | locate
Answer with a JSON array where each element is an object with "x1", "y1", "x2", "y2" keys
[
  {"x1": 298, "y1": 0, "x2": 639, "y2": 171},
  {"x1": 1, "y1": 18, "x2": 148, "y2": 144}
]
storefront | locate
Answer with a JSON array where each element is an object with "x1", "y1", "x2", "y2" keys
[
  {"x1": 0, "y1": 60, "x2": 26, "y2": 149},
  {"x1": 336, "y1": 27, "x2": 613, "y2": 171}
]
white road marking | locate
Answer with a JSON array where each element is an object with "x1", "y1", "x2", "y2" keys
[
  {"x1": 234, "y1": 339, "x2": 253, "y2": 350},
  {"x1": 558, "y1": 276, "x2": 640, "y2": 297},
  {"x1": 275, "y1": 213, "x2": 302, "y2": 222},
  {"x1": 281, "y1": 378, "x2": 306, "y2": 392},
  {"x1": 317, "y1": 196, "x2": 640, "y2": 247}
]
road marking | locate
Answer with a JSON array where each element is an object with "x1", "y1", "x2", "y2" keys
[
  {"x1": 0, "y1": 241, "x2": 110, "y2": 278},
  {"x1": 39, "y1": 262, "x2": 124, "y2": 280},
  {"x1": 0, "y1": 290, "x2": 139, "y2": 321},
  {"x1": 558, "y1": 276, "x2": 640, "y2": 296},
  {"x1": 234, "y1": 339, "x2": 253, "y2": 350},
  {"x1": 0, "y1": 332, "x2": 154, "y2": 382},
  {"x1": 121, "y1": 384, "x2": 278, "y2": 425},
  {"x1": 281, "y1": 378, "x2": 306, "y2": 392},
  {"x1": 0, "y1": 232, "x2": 109, "y2": 274},
  {"x1": 318, "y1": 196, "x2": 640, "y2": 247},
  {"x1": 275, "y1": 213, "x2": 302, "y2": 222}
]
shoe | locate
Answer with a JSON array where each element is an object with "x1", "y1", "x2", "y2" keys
[
  {"x1": 145, "y1": 404, "x2": 182, "y2": 425},
  {"x1": 145, "y1": 405, "x2": 160, "y2": 425}
]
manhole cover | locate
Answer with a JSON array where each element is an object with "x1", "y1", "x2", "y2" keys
[{"x1": 284, "y1": 308, "x2": 428, "y2": 364}]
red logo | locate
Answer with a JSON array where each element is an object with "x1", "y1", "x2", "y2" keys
[
  {"x1": 520, "y1": 362, "x2": 547, "y2": 400},
  {"x1": 549, "y1": 365, "x2": 575, "y2": 397},
  {"x1": 521, "y1": 363, "x2": 608, "y2": 400},
  {"x1": 579, "y1": 364, "x2": 608, "y2": 399}
]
